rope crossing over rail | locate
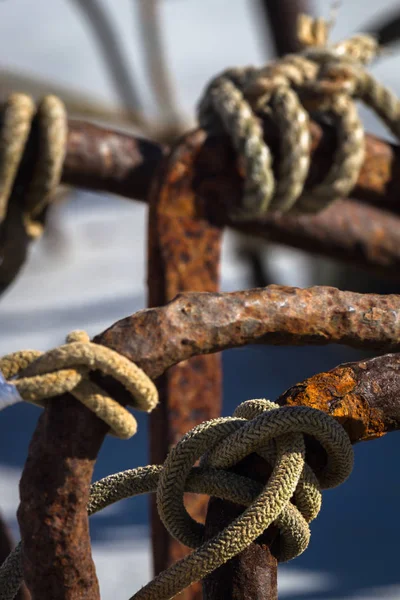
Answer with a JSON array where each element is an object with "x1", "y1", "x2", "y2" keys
[
  {"x1": 0, "y1": 344, "x2": 353, "y2": 600},
  {"x1": 198, "y1": 14, "x2": 400, "y2": 219}
]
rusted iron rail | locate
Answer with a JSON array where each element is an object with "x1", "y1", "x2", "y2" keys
[
  {"x1": 17, "y1": 284, "x2": 400, "y2": 598},
  {"x1": 203, "y1": 350, "x2": 400, "y2": 599},
  {"x1": 62, "y1": 119, "x2": 400, "y2": 215},
  {"x1": 6, "y1": 116, "x2": 400, "y2": 281},
  {"x1": 147, "y1": 131, "x2": 222, "y2": 598}
]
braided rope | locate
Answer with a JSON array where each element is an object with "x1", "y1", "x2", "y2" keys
[
  {"x1": 197, "y1": 14, "x2": 397, "y2": 220},
  {"x1": 0, "y1": 93, "x2": 67, "y2": 238},
  {"x1": 0, "y1": 398, "x2": 352, "y2": 600},
  {"x1": 0, "y1": 330, "x2": 158, "y2": 438}
]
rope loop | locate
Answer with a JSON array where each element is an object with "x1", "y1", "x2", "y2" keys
[
  {"x1": 0, "y1": 398, "x2": 352, "y2": 600},
  {"x1": 0, "y1": 93, "x2": 67, "y2": 238},
  {"x1": 197, "y1": 13, "x2": 396, "y2": 220},
  {"x1": 131, "y1": 398, "x2": 353, "y2": 599},
  {"x1": 0, "y1": 330, "x2": 158, "y2": 438}
]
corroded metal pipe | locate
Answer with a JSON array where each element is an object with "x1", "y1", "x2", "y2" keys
[
  {"x1": 17, "y1": 283, "x2": 400, "y2": 598},
  {"x1": 147, "y1": 131, "x2": 222, "y2": 599}
]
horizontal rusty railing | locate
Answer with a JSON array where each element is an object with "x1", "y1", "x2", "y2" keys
[
  {"x1": 11, "y1": 116, "x2": 400, "y2": 599},
  {"x1": 6, "y1": 115, "x2": 400, "y2": 282},
  {"x1": 17, "y1": 284, "x2": 400, "y2": 598}
]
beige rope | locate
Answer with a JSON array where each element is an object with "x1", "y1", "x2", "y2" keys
[
  {"x1": 0, "y1": 330, "x2": 158, "y2": 438},
  {"x1": 0, "y1": 398, "x2": 352, "y2": 600},
  {"x1": 0, "y1": 93, "x2": 67, "y2": 238},
  {"x1": 197, "y1": 14, "x2": 395, "y2": 219}
]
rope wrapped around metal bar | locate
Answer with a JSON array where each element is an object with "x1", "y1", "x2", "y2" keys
[
  {"x1": 0, "y1": 330, "x2": 158, "y2": 438},
  {"x1": 198, "y1": 14, "x2": 400, "y2": 219},
  {"x1": 0, "y1": 398, "x2": 352, "y2": 600}
]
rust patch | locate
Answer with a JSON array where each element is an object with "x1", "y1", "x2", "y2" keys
[{"x1": 147, "y1": 130, "x2": 223, "y2": 599}]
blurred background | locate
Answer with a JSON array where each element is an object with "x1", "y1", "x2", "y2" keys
[{"x1": 0, "y1": 0, "x2": 400, "y2": 597}]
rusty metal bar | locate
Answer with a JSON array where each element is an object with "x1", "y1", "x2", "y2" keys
[
  {"x1": 203, "y1": 350, "x2": 400, "y2": 599},
  {"x1": 256, "y1": 0, "x2": 309, "y2": 56},
  {"x1": 60, "y1": 119, "x2": 400, "y2": 213},
  {"x1": 2, "y1": 117, "x2": 400, "y2": 294},
  {"x1": 17, "y1": 284, "x2": 400, "y2": 599},
  {"x1": 100, "y1": 285, "x2": 400, "y2": 366},
  {"x1": 203, "y1": 454, "x2": 278, "y2": 600},
  {"x1": 48, "y1": 120, "x2": 400, "y2": 279},
  {"x1": 147, "y1": 130, "x2": 222, "y2": 598}
]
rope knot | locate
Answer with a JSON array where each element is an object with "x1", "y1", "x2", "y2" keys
[
  {"x1": 0, "y1": 331, "x2": 158, "y2": 439},
  {"x1": 0, "y1": 93, "x2": 67, "y2": 290},
  {"x1": 197, "y1": 11, "x2": 396, "y2": 219},
  {"x1": 154, "y1": 398, "x2": 353, "y2": 587}
]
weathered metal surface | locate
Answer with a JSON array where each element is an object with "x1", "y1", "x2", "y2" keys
[
  {"x1": 203, "y1": 454, "x2": 278, "y2": 600},
  {"x1": 257, "y1": 0, "x2": 308, "y2": 56},
  {"x1": 278, "y1": 352, "x2": 400, "y2": 443},
  {"x1": 204, "y1": 350, "x2": 400, "y2": 599},
  {"x1": 237, "y1": 198, "x2": 400, "y2": 278},
  {"x1": 17, "y1": 282, "x2": 400, "y2": 599},
  {"x1": 63, "y1": 120, "x2": 166, "y2": 200},
  {"x1": 17, "y1": 393, "x2": 105, "y2": 600},
  {"x1": 147, "y1": 129, "x2": 223, "y2": 598},
  {"x1": 60, "y1": 119, "x2": 400, "y2": 212},
  {"x1": 99, "y1": 285, "x2": 400, "y2": 376},
  {"x1": 58, "y1": 122, "x2": 400, "y2": 279},
  {"x1": 4, "y1": 116, "x2": 400, "y2": 296}
]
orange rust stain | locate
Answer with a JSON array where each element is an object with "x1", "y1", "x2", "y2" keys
[{"x1": 283, "y1": 366, "x2": 386, "y2": 442}]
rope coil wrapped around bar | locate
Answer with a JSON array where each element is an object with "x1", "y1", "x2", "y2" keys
[
  {"x1": 0, "y1": 93, "x2": 67, "y2": 290},
  {"x1": 0, "y1": 93, "x2": 67, "y2": 238},
  {"x1": 0, "y1": 398, "x2": 353, "y2": 600},
  {"x1": 198, "y1": 14, "x2": 400, "y2": 219},
  {"x1": 0, "y1": 330, "x2": 158, "y2": 438}
]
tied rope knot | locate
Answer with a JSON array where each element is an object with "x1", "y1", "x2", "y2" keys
[
  {"x1": 0, "y1": 93, "x2": 67, "y2": 239},
  {"x1": 197, "y1": 13, "x2": 398, "y2": 219},
  {"x1": 0, "y1": 330, "x2": 158, "y2": 439},
  {"x1": 115, "y1": 398, "x2": 352, "y2": 600},
  {"x1": 0, "y1": 398, "x2": 353, "y2": 600},
  {"x1": 0, "y1": 93, "x2": 67, "y2": 291}
]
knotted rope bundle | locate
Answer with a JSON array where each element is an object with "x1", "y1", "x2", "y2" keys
[
  {"x1": 198, "y1": 14, "x2": 399, "y2": 219},
  {"x1": 0, "y1": 93, "x2": 67, "y2": 239},
  {"x1": 0, "y1": 330, "x2": 158, "y2": 438},
  {"x1": 0, "y1": 93, "x2": 67, "y2": 290},
  {"x1": 0, "y1": 398, "x2": 353, "y2": 600}
]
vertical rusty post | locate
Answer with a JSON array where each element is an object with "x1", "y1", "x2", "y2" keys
[
  {"x1": 203, "y1": 455, "x2": 278, "y2": 600},
  {"x1": 256, "y1": 0, "x2": 310, "y2": 56},
  {"x1": 147, "y1": 130, "x2": 223, "y2": 599}
]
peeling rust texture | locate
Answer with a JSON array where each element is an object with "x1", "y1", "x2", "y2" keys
[
  {"x1": 147, "y1": 130, "x2": 223, "y2": 599},
  {"x1": 99, "y1": 285, "x2": 400, "y2": 379},
  {"x1": 60, "y1": 121, "x2": 400, "y2": 278},
  {"x1": 56, "y1": 117, "x2": 400, "y2": 215},
  {"x1": 5, "y1": 116, "x2": 400, "y2": 297},
  {"x1": 18, "y1": 282, "x2": 400, "y2": 599},
  {"x1": 278, "y1": 353, "x2": 400, "y2": 443},
  {"x1": 18, "y1": 393, "x2": 106, "y2": 600},
  {"x1": 203, "y1": 454, "x2": 278, "y2": 600}
]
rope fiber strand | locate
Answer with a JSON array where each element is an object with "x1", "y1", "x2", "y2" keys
[
  {"x1": 0, "y1": 397, "x2": 353, "y2": 600},
  {"x1": 197, "y1": 12, "x2": 397, "y2": 220}
]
